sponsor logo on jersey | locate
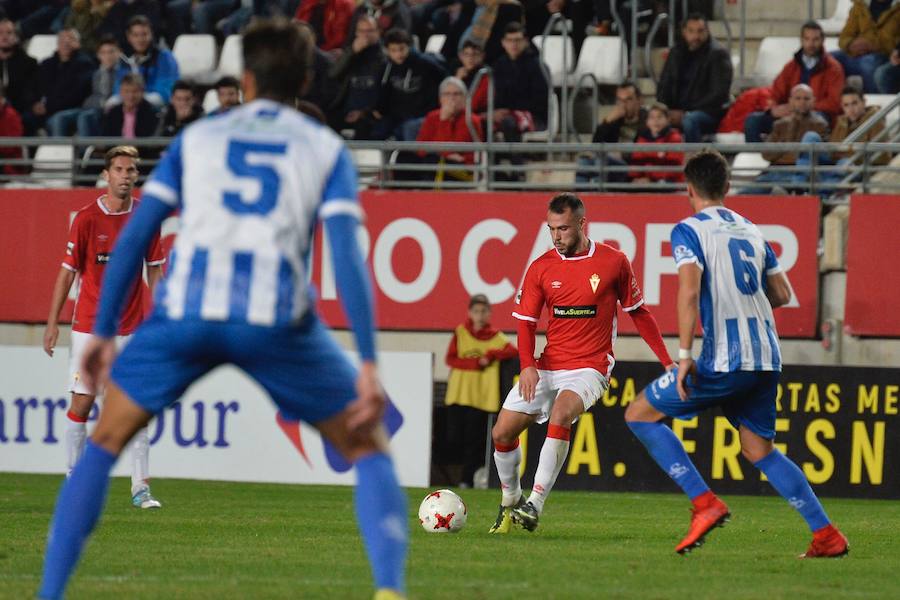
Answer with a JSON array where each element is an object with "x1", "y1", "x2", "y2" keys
[
  {"x1": 552, "y1": 305, "x2": 597, "y2": 318},
  {"x1": 673, "y1": 244, "x2": 694, "y2": 262},
  {"x1": 66, "y1": 241, "x2": 74, "y2": 256},
  {"x1": 515, "y1": 289, "x2": 522, "y2": 304},
  {"x1": 97, "y1": 234, "x2": 108, "y2": 241},
  {"x1": 95, "y1": 253, "x2": 110, "y2": 264},
  {"x1": 589, "y1": 273, "x2": 600, "y2": 293}
]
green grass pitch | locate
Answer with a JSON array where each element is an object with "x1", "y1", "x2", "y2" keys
[{"x1": 2, "y1": 473, "x2": 897, "y2": 599}]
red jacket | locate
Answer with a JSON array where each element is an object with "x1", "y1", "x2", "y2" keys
[
  {"x1": 771, "y1": 50, "x2": 845, "y2": 119},
  {"x1": 416, "y1": 109, "x2": 484, "y2": 165},
  {"x1": 295, "y1": 0, "x2": 355, "y2": 52},
  {"x1": 0, "y1": 101, "x2": 24, "y2": 175},
  {"x1": 629, "y1": 126, "x2": 685, "y2": 182}
]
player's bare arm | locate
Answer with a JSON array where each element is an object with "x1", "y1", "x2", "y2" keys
[
  {"x1": 766, "y1": 271, "x2": 793, "y2": 308},
  {"x1": 43, "y1": 267, "x2": 77, "y2": 356},
  {"x1": 676, "y1": 263, "x2": 702, "y2": 401},
  {"x1": 147, "y1": 264, "x2": 164, "y2": 297}
]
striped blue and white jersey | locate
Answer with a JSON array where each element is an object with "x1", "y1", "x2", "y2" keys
[
  {"x1": 143, "y1": 99, "x2": 361, "y2": 327},
  {"x1": 671, "y1": 206, "x2": 782, "y2": 373}
]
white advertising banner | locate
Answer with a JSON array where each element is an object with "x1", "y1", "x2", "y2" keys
[{"x1": 0, "y1": 347, "x2": 433, "y2": 487}]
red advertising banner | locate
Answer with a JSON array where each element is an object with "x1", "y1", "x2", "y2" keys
[
  {"x1": 312, "y1": 192, "x2": 820, "y2": 337},
  {"x1": 845, "y1": 195, "x2": 900, "y2": 337},
  {"x1": 0, "y1": 190, "x2": 820, "y2": 337}
]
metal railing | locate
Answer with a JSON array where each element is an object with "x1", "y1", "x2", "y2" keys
[
  {"x1": 539, "y1": 12, "x2": 570, "y2": 142},
  {"x1": 2, "y1": 137, "x2": 897, "y2": 196}
]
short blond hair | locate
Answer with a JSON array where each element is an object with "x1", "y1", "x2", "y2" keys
[{"x1": 104, "y1": 145, "x2": 140, "y2": 170}]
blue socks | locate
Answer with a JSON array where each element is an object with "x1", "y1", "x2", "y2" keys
[
  {"x1": 39, "y1": 441, "x2": 117, "y2": 600},
  {"x1": 627, "y1": 421, "x2": 710, "y2": 499},
  {"x1": 354, "y1": 452, "x2": 408, "y2": 593},
  {"x1": 755, "y1": 449, "x2": 830, "y2": 531}
]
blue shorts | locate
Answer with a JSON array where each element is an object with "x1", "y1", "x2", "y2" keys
[
  {"x1": 111, "y1": 313, "x2": 357, "y2": 424},
  {"x1": 644, "y1": 367, "x2": 780, "y2": 439}
]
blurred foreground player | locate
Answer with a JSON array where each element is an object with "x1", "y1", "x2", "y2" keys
[
  {"x1": 39, "y1": 19, "x2": 408, "y2": 600},
  {"x1": 490, "y1": 193, "x2": 673, "y2": 533},
  {"x1": 624, "y1": 150, "x2": 848, "y2": 557},
  {"x1": 43, "y1": 145, "x2": 165, "y2": 509}
]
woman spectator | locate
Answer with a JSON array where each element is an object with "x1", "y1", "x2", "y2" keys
[{"x1": 415, "y1": 76, "x2": 484, "y2": 182}]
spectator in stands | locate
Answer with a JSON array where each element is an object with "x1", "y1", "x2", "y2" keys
[
  {"x1": 27, "y1": 28, "x2": 95, "y2": 135},
  {"x1": 155, "y1": 79, "x2": 203, "y2": 136},
  {"x1": 743, "y1": 84, "x2": 829, "y2": 194},
  {"x1": 628, "y1": 102, "x2": 685, "y2": 184},
  {"x1": 373, "y1": 27, "x2": 447, "y2": 140},
  {"x1": 875, "y1": 40, "x2": 900, "y2": 93},
  {"x1": 744, "y1": 21, "x2": 844, "y2": 144},
  {"x1": 48, "y1": 35, "x2": 120, "y2": 137},
  {"x1": 295, "y1": 0, "x2": 355, "y2": 54},
  {"x1": 793, "y1": 86, "x2": 890, "y2": 193},
  {"x1": 65, "y1": 0, "x2": 114, "y2": 54},
  {"x1": 444, "y1": 293, "x2": 517, "y2": 489},
  {"x1": 491, "y1": 21, "x2": 548, "y2": 142},
  {"x1": 0, "y1": 82, "x2": 25, "y2": 180},
  {"x1": 831, "y1": 0, "x2": 900, "y2": 93},
  {"x1": 523, "y1": 0, "x2": 590, "y2": 54},
  {"x1": 328, "y1": 15, "x2": 386, "y2": 138},
  {"x1": 113, "y1": 15, "x2": 180, "y2": 107},
  {"x1": 417, "y1": 0, "x2": 476, "y2": 66},
  {"x1": 100, "y1": 72, "x2": 159, "y2": 139},
  {"x1": 455, "y1": 40, "x2": 488, "y2": 113},
  {"x1": 461, "y1": 0, "x2": 525, "y2": 63},
  {"x1": 577, "y1": 80, "x2": 647, "y2": 184},
  {"x1": 208, "y1": 75, "x2": 241, "y2": 116},
  {"x1": 192, "y1": 0, "x2": 241, "y2": 36},
  {"x1": 348, "y1": 0, "x2": 413, "y2": 39},
  {"x1": 97, "y1": 0, "x2": 164, "y2": 50},
  {"x1": 299, "y1": 29, "x2": 340, "y2": 117},
  {"x1": 412, "y1": 76, "x2": 484, "y2": 182},
  {"x1": 10, "y1": 0, "x2": 68, "y2": 40},
  {"x1": 655, "y1": 13, "x2": 732, "y2": 143},
  {"x1": 0, "y1": 17, "x2": 38, "y2": 117}
]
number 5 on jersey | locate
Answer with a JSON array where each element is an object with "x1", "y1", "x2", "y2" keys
[{"x1": 223, "y1": 140, "x2": 287, "y2": 215}]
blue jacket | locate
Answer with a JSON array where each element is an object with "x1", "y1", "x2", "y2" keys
[{"x1": 114, "y1": 46, "x2": 179, "y2": 104}]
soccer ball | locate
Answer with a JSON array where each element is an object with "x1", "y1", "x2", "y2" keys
[{"x1": 418, "y1": 489, "x2": 467, "y2": 533}]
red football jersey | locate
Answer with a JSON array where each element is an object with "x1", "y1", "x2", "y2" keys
[
  {"x1": 512, "y1": 241, "x2": 644, "y2": 375},
  {"x1": 62, "y1": 197, "x2": 165, "y2": 334}
]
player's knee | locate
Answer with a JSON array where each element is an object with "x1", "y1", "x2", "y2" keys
[
  {"x1": 741, "y1": 441, "x2": 773, "y2": 463},
  {"x1": 624, "y1": 393, "x2": 648, "y2": 422},
  {"x1": 491, "y1": 422, "x2": 516, "y2": 447}
]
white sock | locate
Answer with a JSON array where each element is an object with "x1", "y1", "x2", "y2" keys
[
  {"x1": 64, "y1": 411, "x2": 87, "y2": 477},
  {"x1": 131, "y1": 425, "x2": 151, "y2": 494},
  {"x1": 527, "y1": 425, "x2": 571, "y2": 514},
  {"x1": 493, "y1": 442, "x2": 523, "y2": 507}
]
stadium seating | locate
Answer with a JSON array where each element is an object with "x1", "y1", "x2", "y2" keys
[
  {"x1": 351, "y1": 148, "x2": 384, "y2": 187},
  {"x1": 522, "y1": 93, "x2": 559, "y2": 143},
  {"x1": 867, "y1": 94, "x2": 900, "y2": 130},
  {"x1": 217, "y1": 34, "x2": 243, "y2": 78},
  {"x1": 202, "y1": 88, "x2": 220, "y2": 113},
  {"x1": 425, "y1": 34, "x2": 446, "y2": 55},
  {"x1": 31, "y1": 144, "x2": 73, "y2": 187},
  {"x1": 532, "y1": 35, "x2": 575, "y2": 87},
  {"x1": 572, "y1": 35, "x2": 627, "y2": 86},
  {"x1": 172, "y1": 34, "x2": 217, "y2": 78},
  {"x1": 731, "y1": 152, "x2": 770, "y2": 181},
  {"x1": 817, "y1": 0, "x2": 853, "y2": 35},
  {"x1": 25, "y1": 34, "x2": 57, "y2": 63},
  {"x1": 751, "y1": 37, "x2": 798, "y2": 84}
]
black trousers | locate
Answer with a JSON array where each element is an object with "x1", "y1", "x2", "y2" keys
[{"x1": 445, "y1": 405, "x2": 491, "y2": 487}]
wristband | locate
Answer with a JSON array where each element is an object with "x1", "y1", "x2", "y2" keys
[{"x1": 678, "y1": 348, "x2": 692, "y2": 360}]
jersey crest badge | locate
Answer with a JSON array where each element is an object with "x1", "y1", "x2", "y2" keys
[
  {"x1": 552, "y1": 280, "x2": 562, "y2": 289},
  {"x1": 589, "y1": 273, "x2": 600, "y2": 293}
]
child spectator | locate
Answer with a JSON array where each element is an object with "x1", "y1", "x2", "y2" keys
[
  {"x1": 629, "y1": 103, "x2": 685, "y2": 184},
  {"x1": 444, "y1": 294, "x2": 517, "y2": 488}
]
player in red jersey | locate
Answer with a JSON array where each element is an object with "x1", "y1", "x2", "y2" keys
[
  {"x1": 43, "y1": 146, "x2": 166, "y2": 509},
  {"x1": 489, "y1": 193, "x2": 674, "y2": 533}
]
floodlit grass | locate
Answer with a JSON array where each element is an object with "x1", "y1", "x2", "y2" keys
[{"x1": 2, "y1": 473, "x2": 897, "y2": 599}]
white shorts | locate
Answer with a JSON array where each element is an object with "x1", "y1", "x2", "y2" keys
[
  {"x1": 69, "y1": 330, "x2": 130, "y2": 395},
  {"x1": 501, "y1": 368, "x2": 609, "y2": 424}
]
